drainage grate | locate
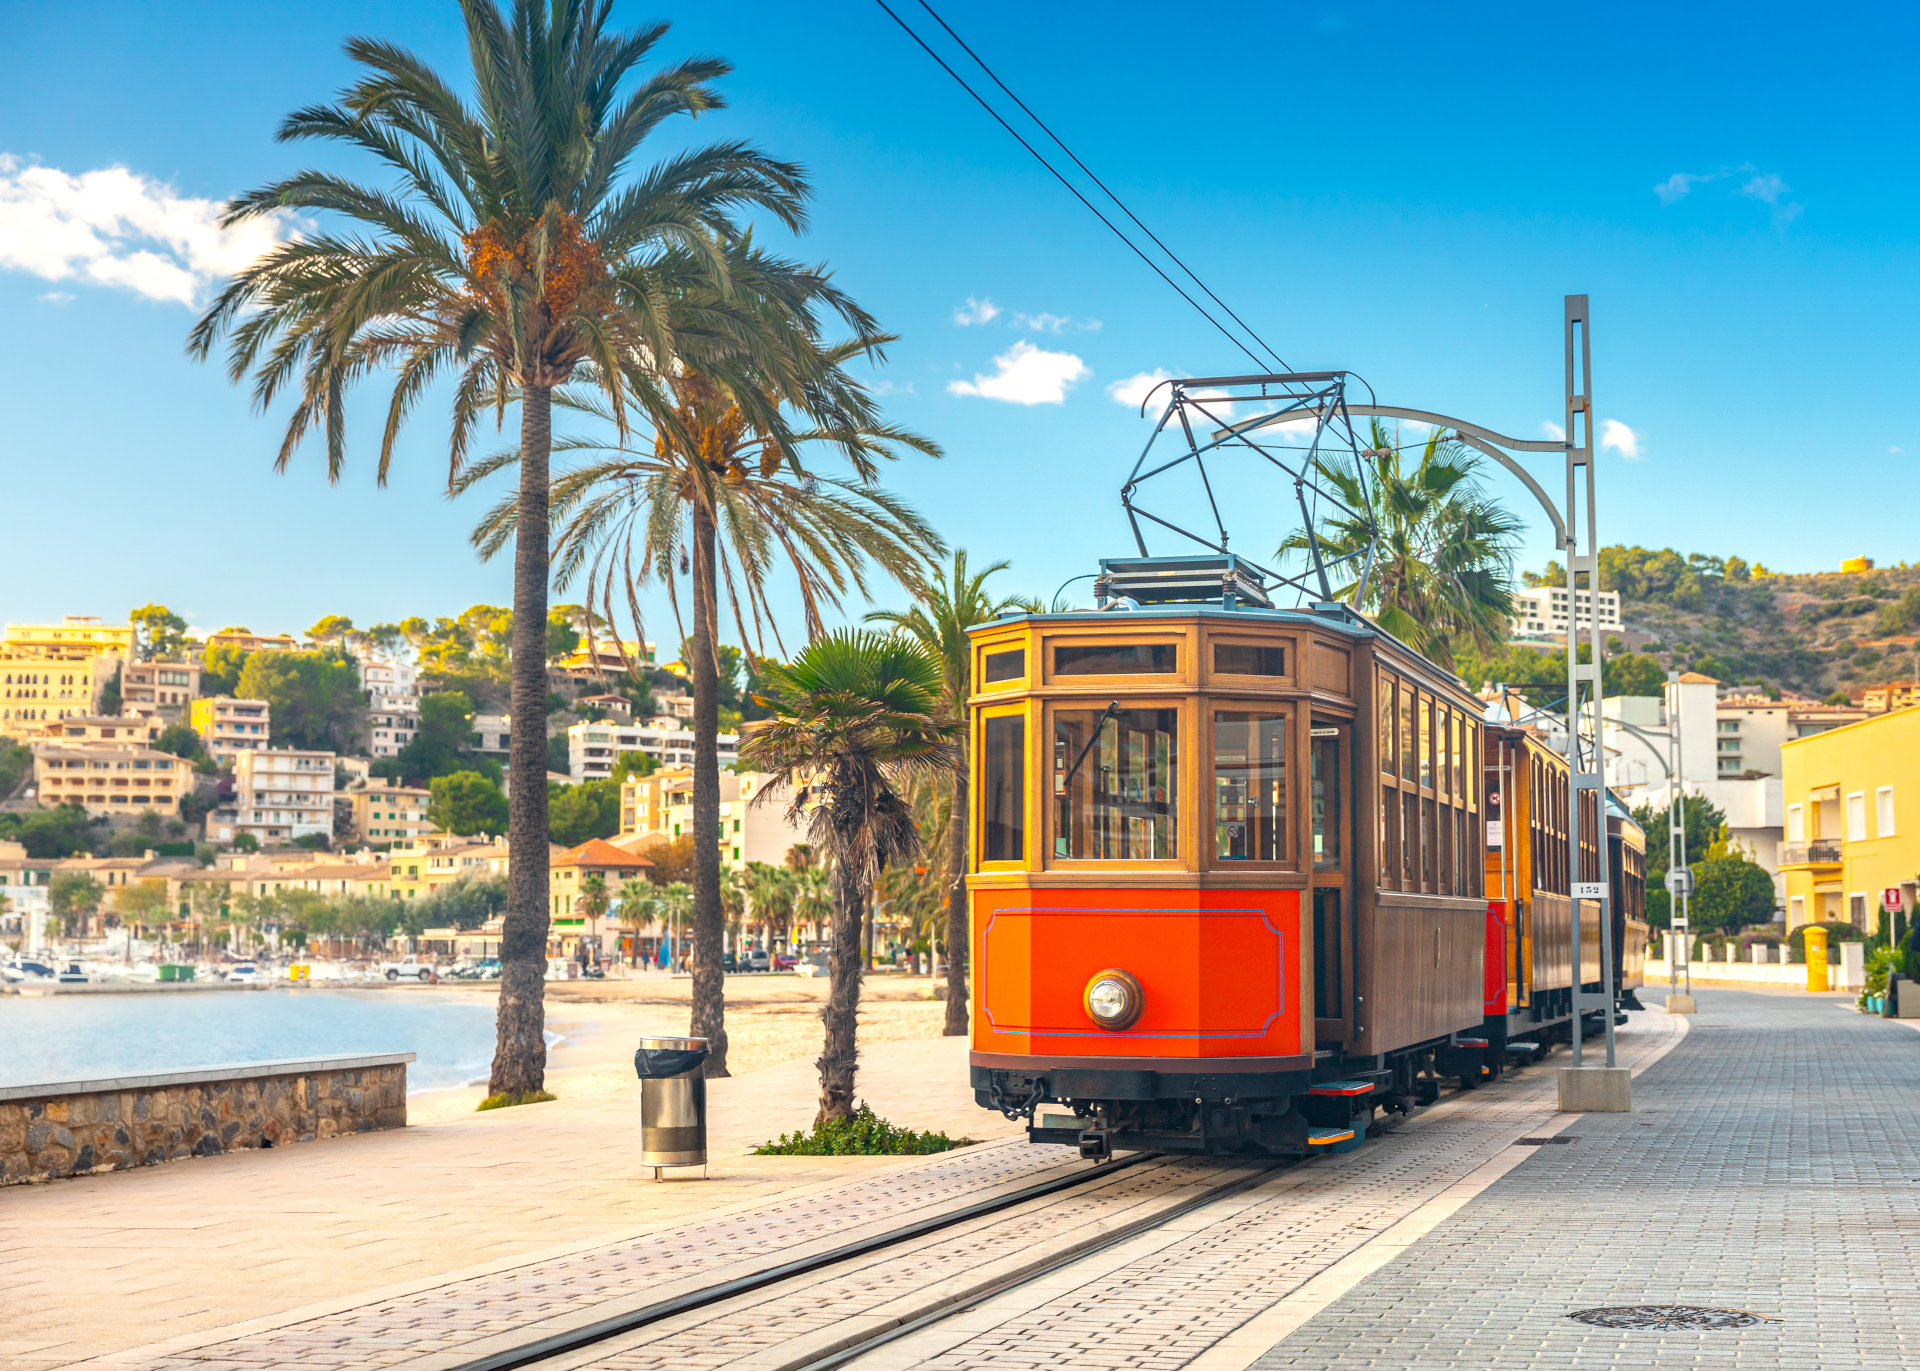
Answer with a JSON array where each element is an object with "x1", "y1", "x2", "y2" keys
[
  {"x1": 1514, "y1": 1136, "x2": 1577, "y2": 1146},
  {"x1": 1568, "y1": 1306, "x2": 1780, "y2": 1331}
]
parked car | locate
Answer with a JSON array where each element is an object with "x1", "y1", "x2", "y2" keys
[
  {"x1": 382, "y1": 958, "x2": 435, "y2": 981},
  {"x1": 772, "y1": 952, "x2": 798, "y2": 972},
  {"x1": 722, "y1": 952, "x2": 739, "y2": 973},
  {"x1": 741, "y1": 949, "x2": 771, "y2": 973}
]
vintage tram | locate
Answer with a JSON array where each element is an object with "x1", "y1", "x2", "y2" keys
[
  {"x1": 1477, "y1": 709, "x2": 1652, "y2": 1065},
  {"x1": 965, "y1": 555, "x2": 1495, "y2": 1157}
]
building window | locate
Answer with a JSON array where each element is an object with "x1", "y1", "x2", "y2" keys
[
  {"x1": 1846, "y1": 792, "x2": 1868, "y2": 843},
  {"x1": 1848, "y1": 893, "x2": 1868, "y2": 928}
]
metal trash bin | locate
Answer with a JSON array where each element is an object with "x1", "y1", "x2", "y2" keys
[{"x1": 634, "y1": 1036, "x2": 708, "y2": 1178}]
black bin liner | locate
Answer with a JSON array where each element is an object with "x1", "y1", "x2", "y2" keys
[{"x1": 634, "y1": 1042, "x2": 708, "y2": 1078}]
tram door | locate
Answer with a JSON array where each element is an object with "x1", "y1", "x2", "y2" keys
[{"x1": 1311, "y1": 719, "x2": 1353, "y2": 1044}]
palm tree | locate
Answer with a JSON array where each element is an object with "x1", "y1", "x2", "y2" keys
[
  {"x1": 740, "y1": 630, "x2": 960, "y2": 1124},
  {"x1": 616, "y1": 876, "x2": 652, "y2": 965},
  {"x1": 1282, "y1": 421, "x2": 1523, "y2": 671},
  {"x1": 866, "y1": 551, "x2": 1038, "y2": 1033},
  {"x1": 743, "y1": 860, "x2": 793, "y2": 952},
  {"x1": 791, "y1": 864, "x2": 832, "y2": 945},
  {"x1": 467, "y1": 369, "x2": 941, "y2": 1076},
  {"x1": 189, "y1": 2, "x2": 815, "y2": 1097},
  {"x1": 575, "y1": 872, "x2": 611, "y2": 965}
]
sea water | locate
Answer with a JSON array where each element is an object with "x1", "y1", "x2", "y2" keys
[{"x1": 0, "y1": 989, "x2": 536, "y2": 1093}]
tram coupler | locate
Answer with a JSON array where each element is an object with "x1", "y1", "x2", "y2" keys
[{"x1": 1078, "y1": 1128, "x2": 1114, "y2": 1162}]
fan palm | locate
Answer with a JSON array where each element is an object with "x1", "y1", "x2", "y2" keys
[
  {"x1": 740, "y1": 630, "x2": 960, "y2": 1124},
  {"x1": 866, "y1": 550, "x2": 1038, "y2": 1033},
  {"x1": 575, "y1": 873, "x2": 611, "y2": 964},
  {"x1": 466, "y1": 366, "x2": 941, "y2": 1075},
  {"x1": 616, "y1": 875, "x2": 652, "y2": 965},
  {"x1": 187, "y1": 1, "x2": 813, "y2": 1096},
  {"x1": 1282, "y1": 421, "x2": 1522, "y2": 671},
  {"x1": 791, "y1": 864, "x2": 832, "y2": 944}
]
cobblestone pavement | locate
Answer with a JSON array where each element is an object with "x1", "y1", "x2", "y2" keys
[
  {"x1": 111, "y1": 1137, "x2": 1076, "y2": 1371},
  {"x1": 1246, "y1": 990, "x2": 1920, "y2": 1370},
  {"x1": 846, "y1": 1010, "x2": 1685, "y2": 1371}
]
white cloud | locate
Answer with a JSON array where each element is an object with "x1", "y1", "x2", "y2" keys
[
  {"x1": 1015, "y1": 311, "x2": 1070, "y2": 333},
  {"x1": 1653, "y1": 172, "x2": 1703, "y2": 205},
  {"x1": 1540, "y1": 420, "x2": 1566, "y2": 441},
  {"x1": 1599, "y1": 418, "x2": 1642, "y2": 460},
  {"x1": 0, "y1": 154, "x2": 296, "y2": 307},
  {"x1": 1739, "y1": 172, "x2": 1789, "y2": 204},
  {"x1": 949, "y1": 340, "x2": 1090, "y2": 405},
  {"x1": 1108, "y1": 368, "x2": 1174, "y2": 410},
  {"x1": 952, "y1": 295, "x2": 1001, "y2": 326},
  {"x1": 37, "y1": 290, "x2": 73, "y2": 305},
  {"x1": 1891, "y1": 445, "x2": 1905, "y2": 455}
]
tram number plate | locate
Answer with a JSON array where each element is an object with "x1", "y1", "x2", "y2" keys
[{"x1": 1572, "y1": 882, "x2": 1606, "y2": 899}]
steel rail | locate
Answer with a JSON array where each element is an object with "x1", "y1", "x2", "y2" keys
[
  {"x1": 788, "y1": 1159, "x2": 1286, "y2": 1371},
  {"x1": 451, "y1": 1149, "x2": 1160, "y2": 1371}
]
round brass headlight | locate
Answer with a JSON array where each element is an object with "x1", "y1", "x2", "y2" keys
[{"x1": 1082, "y1": 968, "x2": 1144, "y2": 1030}]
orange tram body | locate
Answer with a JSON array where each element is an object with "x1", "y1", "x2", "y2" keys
[{"x1": 965, "y1": 557, "x2": 1649, "y2": 1158}]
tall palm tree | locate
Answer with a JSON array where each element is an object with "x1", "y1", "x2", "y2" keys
[
  {"x1": 866, "y1": 551, "x2": 1038, "y2": 1034},
  {"x1": 1283, "y1": 421, "x2": 1522, "y2": 672},
  {"x1": 189, "y1": 2, "x2": 817, "y2": 1097},
  {"x1": 467, "y1": 368, "x2": 941, "y2": 1075},
  {"x1": 740, "y1": 630, "x2": 959, "y2": 1124}
]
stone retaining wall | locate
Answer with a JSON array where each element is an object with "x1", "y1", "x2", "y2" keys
[{"x1": 0, "y1": 1053, "x2": 414, "y2": 1185}]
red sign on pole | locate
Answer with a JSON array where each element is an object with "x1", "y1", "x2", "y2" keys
[{"x1": 1884, "y1": 886, "x2": 1904, "y2": 912}]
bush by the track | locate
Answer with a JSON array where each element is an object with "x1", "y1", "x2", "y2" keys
[{"x1": 754, "y1": 1103, "x2": 974, "y2": 1156}]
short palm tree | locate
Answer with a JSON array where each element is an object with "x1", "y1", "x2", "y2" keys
[
  {"x1": 867, "y1": 550, "x2": 1039, "y2": 1033},
  {"x1": 189, "y1": 2, "x2": 823, "y2": 1097},
  {"x1": 740, "y1": 630, "x2": 959, "y2": 1124},
  {"x1": 575, "y1": 873, "x2": 611, "y2": 965},
  {"x1": 616, "y1": 876, "x2": 652, "y2": 966},
  {"x1": 791, "y1": 864, "x2": 832, "y2": 945},
  {"x1": 1283, "y1": 421, "x2": 1522, "y2": 671},
  {"x1": 467, "y1": 366, "x2": 941, "y2": 1076}
]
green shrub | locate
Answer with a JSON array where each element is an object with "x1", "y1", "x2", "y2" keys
[
  {"x1": 1861, "y1": 947, "x2": 1899, "y2": 1008},
  {"x1": 477, "y1": 1089, "x2": 557, "y2": 1111},
  {"x1": 1787, "y1": 921, "x2": 1862, "y2": 964},
  {"x1": 754, "y1": 1103, "x2": 973, "y2": 1156}
]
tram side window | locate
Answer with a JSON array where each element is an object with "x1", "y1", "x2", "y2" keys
[
  {"x1": 1378, "y1": 675, "x2": 1395, "y2": 777},
  {"x1": 982, "y1": 715, "x2": 1025, "y2": 862},
  {"x1": 1214, "y1": 712, "x2": 1287, "y2": 861},
  {"x1": 1054, "y1": 707, "x2": 1179, "y2": 860},
  {"x1": 1398, "y1": 689, "x2": 1415, "y2": 784},
  {"x1": 1418, "y1": 694, "x2": 1433, "y2": 790},
  {"x1": 1311, "y1": 731, "x2": 1341, "y2": 869},
  {"x1": 1054, "y1": 643, "x2": 1177, "y2": 676},
  {"x1": 982, "y1": 649, "x2": 1024, "y2": 685},
  {"x1": 1215, "y1": 644, "x2": 1285, "y2": 676}
]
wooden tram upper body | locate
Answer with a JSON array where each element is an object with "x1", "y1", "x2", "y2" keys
[
  {"x1": 964, "y1": 566, "x2": 1491, "y2": 1154},
  {"x1": 1478, "y1": 715, "x2": 1652, "y2": 1053}
]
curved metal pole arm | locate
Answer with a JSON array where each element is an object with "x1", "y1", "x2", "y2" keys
[{"x1": 1339, "y1": 405, "x2": 1570, "y2": 548}]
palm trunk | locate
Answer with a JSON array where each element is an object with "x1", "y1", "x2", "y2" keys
[
  {"x1": 942, "y1": 763, "x2": 969, "y2": 1035},
  {"x1": 687, "y1": 498, "x2": 730, "y2": 1076},
  {"x1": 818, "y1": 850, "x2": 864, "y2": 1125},
  {"x1": 489, "y1": 383, "x2": 554, "y2": 1099}
]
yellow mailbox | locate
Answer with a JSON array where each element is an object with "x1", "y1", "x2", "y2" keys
[{"x1": 1804, "y1": 926, "x2": 1829, "y2": 993}]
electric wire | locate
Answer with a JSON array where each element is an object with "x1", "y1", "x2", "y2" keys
[
  {"x1": 909, "y1": 0, "x2": 1292, "y2": 374},
  {"x1": 871, "y1": 0, "x2": 1273, "y2": 373}
]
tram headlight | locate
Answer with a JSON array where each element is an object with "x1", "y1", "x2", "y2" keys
[{"x1": 1083, "y1": 968, "x2": 1144, "y2": 1030}]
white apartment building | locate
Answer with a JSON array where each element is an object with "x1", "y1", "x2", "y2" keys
[
  {"x1": 367, "y1": 706, "x2": 419, "y2": 758},
  {"x1": 121, "y1": 662, "x2": 200, "y2": 717},
  {"x1": 1511, "y1": 585, "x2": 1623, "y2": 638},
  {"x1": 357, "y1": 657, "x2": 419, "y2": 711},
  {"x1": 234, "y1": 748, "x2": 338, "y2": 844},
  {"x1": 192, "y1": 696, "x2": 271, "y2": 761},
  {"x1": 618, "y1": 769, "x2": 807, "y2": 869},
  {"x1": 568, "y1": 719, "x2": 736, "y2": 779},
  {"x1": 471, "y1": 713, "x2": 511, "y2": 757}
]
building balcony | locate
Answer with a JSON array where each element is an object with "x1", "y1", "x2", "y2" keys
[{"x1": 1781, "y1": 840, "x2": 1843, "y2": 868}]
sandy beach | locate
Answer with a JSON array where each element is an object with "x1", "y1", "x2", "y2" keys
[{"x1": 407, "y1": 969, "x2": 954, "y2": 1123}]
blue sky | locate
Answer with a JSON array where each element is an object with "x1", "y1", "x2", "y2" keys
[{"x1": 3, "y1": 1, "x2": 1915, "y2": 643}]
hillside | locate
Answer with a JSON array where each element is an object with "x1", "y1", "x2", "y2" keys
[{"x1": 1560, "y1": 547, "x2": 1920, "y2": 698}]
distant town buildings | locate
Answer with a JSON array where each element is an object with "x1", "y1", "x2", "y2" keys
[
  {"x1": 1510, "y1": 585, "x2": 1623, "y2": 639},
  {"x1": 345, "y1": 781, "x2": 435, "y2": 845},
  {"x1": 567, "y1": 717, "x2": 734, "y2": 778},
  {"x1": 0, "y1": 616, "x2": 128, "y2": 737},
  {"x1": 205, "y1": 628, "x2": 299, "y2": 654},
  {"x1": 122, "y1": 661, "x2": 200, "y2": 716},
  {"x1": 190, "y1": 696, "x2": 270, "y2": 760},
  {"x1": 233, "y1": 748, "x2": 337, "y2": 844},
  {"x1": 618, "y1": 768, "x2": 805, "y2": 870},
  {"x1": 367, "y1": 707, "x2": 419, "y2": 758},
  {"x1": 32, "y1": 742, "x2": 189, "y2": 819}
]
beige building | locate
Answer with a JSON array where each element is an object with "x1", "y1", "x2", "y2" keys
[
  {"x1": 346, "y1": 782, "x2": 435, "y2": 845},
  {"x1": 367, "y1": 706, "x2": 419, "y2": 758},
  {"x1": 618, "y1": 769, "x2": 806, "y2": 870},
  {"x1": 205, "y1": 629, "x2": 299, "y2": 654},
  {"x1": 1714, "y1": 694, "x2": 1791, "y2": 779},
  {"x1": 122, "y1": 662, "x2": 201, "y2": 716},
  {"x1": 233, "y1": 748, "x2": 337, "y2": 844},
  {"x1": 387, "y1": 836, "x2": 514, "y2": 900},
  {"x1": 568, "y1": 718, "x2": 734, "y2": 778},
  {"x1": 34, "y1": 743, "x2": 190, "y2": 818},
  {"x1": 36, "y1": 715, "x2": 164, "y2": 745},
  {"x1": 4, "y1": 616, "x2": 135, "y2": 657},
  {"x1": 191, "y1": 696, "x2": 271, "y2": 760}
]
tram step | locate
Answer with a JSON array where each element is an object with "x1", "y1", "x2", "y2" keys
[
  {"x1": 1306, "y1": 1080, "x2": 1375, "y2": 1097},
  {"x1": 1306, "y1": 1126, "x2": 1362, "y2": 1153}
]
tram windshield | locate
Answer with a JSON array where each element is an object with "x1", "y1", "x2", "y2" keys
[
  {"x1": 1053, "y1": 706, "x2": 1179, "y2": 860},
  {"x1": 1214, "y1": 711, "x2": 1287, "y2": 861}
]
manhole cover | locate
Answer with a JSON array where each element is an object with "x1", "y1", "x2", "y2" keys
[
  {"x1": 1515, "y1": 1136, "x2": 1576, "y2": 1146},
  {"x1": 1568, "y1": 1306, "x2": 1779, "y2": 1331}
]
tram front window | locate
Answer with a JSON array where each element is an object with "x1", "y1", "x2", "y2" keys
[
  {"x1": 1214, "y1": 712, "x2": 1287, "y2": 861},
  {"x1": 1054, "y1": 707, "x2": 1179, "y2": 860}
]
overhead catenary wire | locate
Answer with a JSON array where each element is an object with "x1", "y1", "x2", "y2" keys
[
  {"x1": 871, "y1": 0, "x2": 1278, "y2": 374},
  {"x1": 908, "y1": 0, "x2": 1292, "y2": 375}
]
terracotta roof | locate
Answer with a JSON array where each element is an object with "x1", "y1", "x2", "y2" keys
[
  {"x1": 553, "y1": 837, "x2": 654, "y2": 869},
  {"x1": 1676, "y1": 671, "x2": 1720, "y2": 684}
]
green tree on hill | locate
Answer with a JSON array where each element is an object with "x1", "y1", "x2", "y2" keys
[
  {"x1": 129, "y1": 604, "x2": 189, "y2": 662},
  {"x1": 428, "y1": 770, "x2": 509, "y2": 837},
  {"x1": 549, "y1": 779, "x2": 622, "y2": 847},
  {"x1": 235, "y1": 650, "x2": 362, "y2": 751}
]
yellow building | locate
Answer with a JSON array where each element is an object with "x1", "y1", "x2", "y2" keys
[
  {"x1": 34, "y1": 743, "x2": 190, "y2": 818},
  {"x1": 205, "y1": 629, "x2": 299, "y2": 654},
  {"x1": 35, "y1": 715, "x2": 164, "y2": 745},
  {"x1": 0, "y1": 649, "x2": 118, "y2": 738},
  {"x1": 1780, "y1": 706, "x2": 1920, "y2": 934},
  {"x1": 617, "y1": 768, "x2": 807, "y2": 870},
  {"x1": 190, "y1": 695, "x2": 271, "y2": 759},
  {"x1": 386, "y1": 836, "x2": 513, "y2": 900},
  {"x1": 3, "y1": 616, "x2": 135, "y2": 657}
]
